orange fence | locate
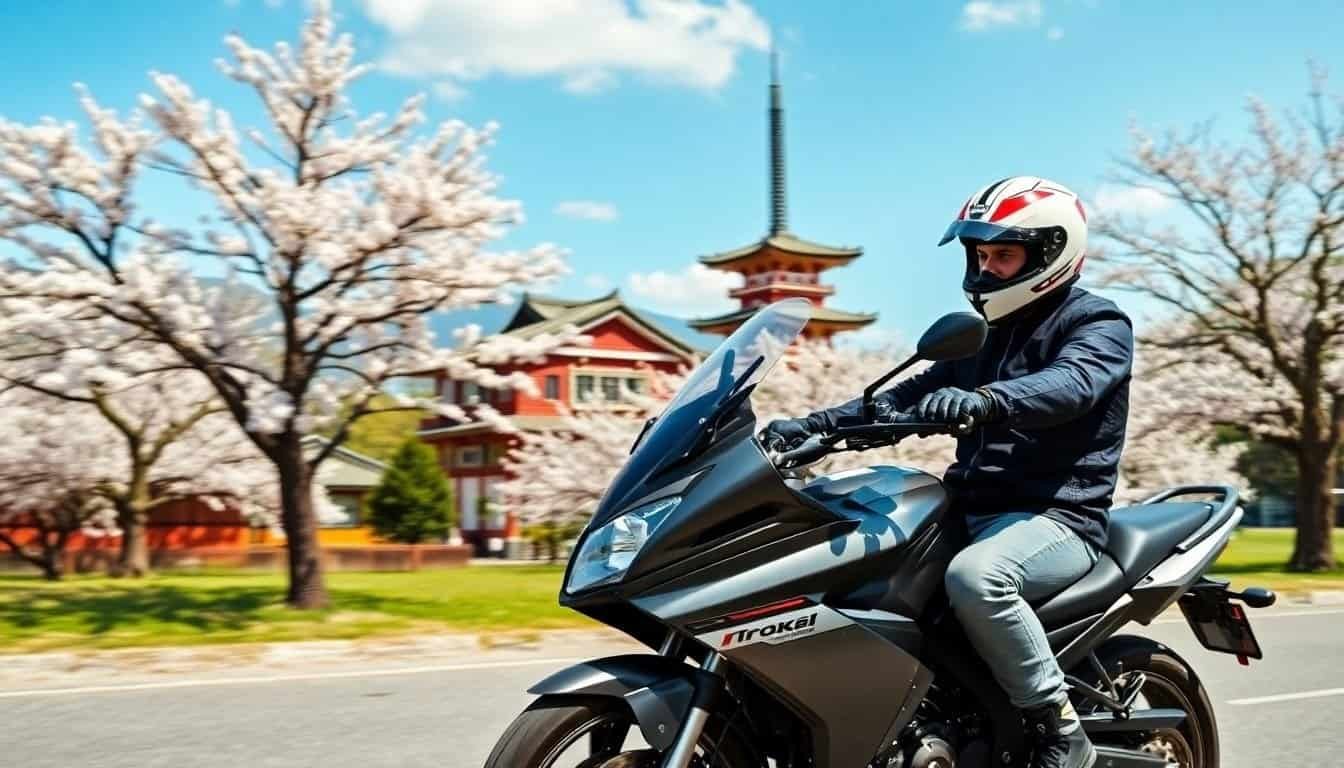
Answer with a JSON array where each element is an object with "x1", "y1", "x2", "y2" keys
[{"x1": 0, "y1": 543, "x2": 473, "y2": 573}]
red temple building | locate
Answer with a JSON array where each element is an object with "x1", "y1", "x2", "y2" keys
[{"x1": 416, "y1": 292, "x2": 700, "y2": 553}]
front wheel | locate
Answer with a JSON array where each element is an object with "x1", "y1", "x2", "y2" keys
[
  {"x1": 1078, "y1": 636, "x2": 1220, "y2": 768},
  {"x1": 483, "y1": 695, "x2": 762, "y2": 768}
]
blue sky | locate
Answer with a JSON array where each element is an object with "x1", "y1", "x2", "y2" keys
[{"x1": 2, "y1": 0, "x2": 1340, "y2": 345}]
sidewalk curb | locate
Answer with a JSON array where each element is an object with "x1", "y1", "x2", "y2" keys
[
  {"x1": 0, "y1": 628, "x2": 638, "y2": 685},
  {"x1": 2, "y1": 592, "x2": 1341, "y2": 683}
]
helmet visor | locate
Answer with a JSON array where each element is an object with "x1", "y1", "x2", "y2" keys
[{"x1": 938, "y1": 219, "x2": 1042, "y2": 247}]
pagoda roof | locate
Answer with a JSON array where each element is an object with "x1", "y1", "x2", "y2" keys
[
  {"x1": 700, "y1": 232, "x2": 863, "y2": 267},
  {"x1": 501, "y1": 291, "x2": 702, "y2": 359},
  {"x1": 689, "y1": 304, "x2": 876, "y2": 331}
]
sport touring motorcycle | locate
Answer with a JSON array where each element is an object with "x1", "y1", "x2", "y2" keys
[{"x1": 484, "y1": 298, "x2": 1275, "y2": 768}]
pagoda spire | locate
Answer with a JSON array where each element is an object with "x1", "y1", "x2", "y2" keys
[
  {"x1": 768, "y1": 46, "x2": 787, "y2": 236},
  {"x1": 690, "y1": 45, "x2": 876, "y2": 341}
]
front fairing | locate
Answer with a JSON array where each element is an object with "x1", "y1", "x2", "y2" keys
[
  {"x1": 588, "y1": 299, "x2": 811, "y2": 525},
  {"x1": 563, "y1": 299, "x2": 821, "y2": 596},
  {"x1": 561, "y1": 415, "x2": 837, "y2": 606}
]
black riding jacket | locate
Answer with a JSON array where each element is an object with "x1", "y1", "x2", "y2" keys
[{"x1": 815, "y1": 287, "x2": 1134, "y2": 551}]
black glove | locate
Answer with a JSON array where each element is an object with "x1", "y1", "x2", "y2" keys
[
  {"x1": 760, "y1": 416, "x2": 823, "y2": 452},
  {"x1": 913, "y1": 387, "x2": 997, "y2": 427}
]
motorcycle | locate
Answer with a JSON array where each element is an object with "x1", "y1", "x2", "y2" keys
[{"x1": 484, "y1": 297, "x2": 1275, "y2": 768}]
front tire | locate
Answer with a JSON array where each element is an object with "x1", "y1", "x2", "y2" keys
[
  {"x1": 483, "y1": 695, "x2": 761, "y2": 768},
  {"x1": 1077, "y1": 636, "x2": 1220, "y2": 768}
]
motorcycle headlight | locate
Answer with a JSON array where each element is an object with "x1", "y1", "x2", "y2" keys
[{"x1": 565, "y1": 496, "x2": 682, "y2": 594}]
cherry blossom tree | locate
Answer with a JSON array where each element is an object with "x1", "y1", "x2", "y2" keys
[
  {"x1": 0, "y1": 3, "x2": 569, "y2": 605},
  {"x1": 0, "y1": 372, "x2": 279, "y2": 577},
  {"x1": 1096, "y1": 68, "x2": 1344, "y2": 569},
  {"x1": 0, "y1": 292, "x2": 279, "y2": 576},
  {"x1": 1114, "y1": 358, "x2": 1248, "y2": 504},
  {"x1": 0, "y1": 394, "x2": 116, "y2": 580}
]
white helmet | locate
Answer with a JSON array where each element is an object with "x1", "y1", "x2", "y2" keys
[{"x1": 939, "y1": 176, "x2": 1088, "y2": 324}]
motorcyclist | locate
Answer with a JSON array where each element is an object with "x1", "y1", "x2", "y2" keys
[{"x1": 763, "y1": 176, "x2": 1133, "y2": 768}]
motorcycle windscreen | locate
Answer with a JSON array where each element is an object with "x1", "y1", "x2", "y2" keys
[{"x1": 589, "y1": 298, "x2": 811, "y2": 522}]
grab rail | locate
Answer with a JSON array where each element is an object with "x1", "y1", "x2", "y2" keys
[{"x1": 1139, "y1": 485, "x2": 1241, "y2": 554}]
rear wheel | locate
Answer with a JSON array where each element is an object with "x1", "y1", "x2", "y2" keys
[
  {"x1": 483, "y1": 695, "x2": 762, "y2": 768},
  {"x1": 1076, "y1": 636, "x2": 1219, "y2": 768}
]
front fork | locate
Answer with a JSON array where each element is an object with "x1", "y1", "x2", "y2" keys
[{"x1": 659, "y1": 634, "x2": 725, "y2": 768}]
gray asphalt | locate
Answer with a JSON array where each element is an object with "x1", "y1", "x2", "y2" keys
[{"x1": 5, "y1": 609, "x2": 1343, "y2": 767}]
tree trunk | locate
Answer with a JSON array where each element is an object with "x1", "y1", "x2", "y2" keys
[
  {"x1": 39, "y1": 548, "x2": 63, "y2": 581},
  {"x1": 275, "y1": 434, "x2": 329, "y2": 609},
  {"x1": 0, "y1": 528, "x2": 62, "y2": 580},
  {"x1": 1290, "y1": 439, "x2": 1339, "y2": 572},
  {"x1": 111, "y1": 500, "x2": 151, "y2": 578},
  {"x1": 120, "y1": 512, "x2": 150, "y2": 577}
]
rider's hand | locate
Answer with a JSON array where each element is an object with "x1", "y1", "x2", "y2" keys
[
  {"x1": 913, "y1": 387, "x2": 996, "y2": 428},
  {"x1": 760, "y1": 417, "x2": 820, "y2": 452}
]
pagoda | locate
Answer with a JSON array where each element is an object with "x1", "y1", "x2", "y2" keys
[{"x1": 689, "y1": 53, "x2": 876, "y2": 341}]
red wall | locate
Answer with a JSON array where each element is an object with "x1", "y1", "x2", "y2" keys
[
  {"x1": 584, "y1": 318, "x2": 661, "y2": 352},
  {"x1": 0, "y1": 498, "x2": 250, "y2": 552}
]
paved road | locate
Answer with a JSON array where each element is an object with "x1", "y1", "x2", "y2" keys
[{"x1": 5, "y1": 609, "x2": 1343, "y2": 767}]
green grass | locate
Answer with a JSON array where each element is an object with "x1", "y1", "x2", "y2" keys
[
  {"x1": 1208, "y1": 527, "x2": 1344, "y2": 594},
  {"x1": 0, "y1": 566, "x2": 592, "y2": 653},
  {"x1": 1, "y1": 528, "x2": 1342, "y2": 653}
]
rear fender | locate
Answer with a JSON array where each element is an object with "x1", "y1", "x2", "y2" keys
[{"x1": 527, "y1": 654, "x2": 717, "y2": 752}]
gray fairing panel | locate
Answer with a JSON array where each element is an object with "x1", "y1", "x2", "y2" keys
[
  {"x1": 726, "y1": 622, "x2": 928, "y2": 768},
  {"x1": 633, "y1": 466, "x2": 949, "y2": 622}
]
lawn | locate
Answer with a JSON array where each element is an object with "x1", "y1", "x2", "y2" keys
[
  {"x1": 1, "y1": 528, "x2": 1340, "y2": 653},
  {"x1": 0, "y1": 566, "x2": 593, "y2": 653},
  {"x1": 1207, "y1": 527, "x2": 1344, "y2": 594}
]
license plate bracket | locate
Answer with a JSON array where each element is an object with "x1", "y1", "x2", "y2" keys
[{"x1": 1178, "y1": 591, "x2": 1262, "y2": 660}]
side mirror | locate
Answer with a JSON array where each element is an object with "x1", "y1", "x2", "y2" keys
[
  {"x1": 860, "y1": 312, "x2": 987, "y2": 421},
  {"x1": 916, "y1": 312, "x2": 988, "y2": 362}
]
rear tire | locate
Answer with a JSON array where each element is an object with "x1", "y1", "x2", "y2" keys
[
  {"x1": 1077, "y1": 635, "x2": 1220, "y2": 768},
  {"x1": 483, "y1": 695, "x2": 762, "y2": 768}
]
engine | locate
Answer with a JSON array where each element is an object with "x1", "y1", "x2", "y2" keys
[{"x1": 882, "y1": 699, "x2": 991, "y2": 768}]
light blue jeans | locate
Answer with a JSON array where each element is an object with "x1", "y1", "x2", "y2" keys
[{"x1": 944, "y1": 512, "x2": 1097, "y2": 709}]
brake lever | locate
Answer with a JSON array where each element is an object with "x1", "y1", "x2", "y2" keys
[{"x1": 773, "y1": 432, "x2": 839, "y2": 469}]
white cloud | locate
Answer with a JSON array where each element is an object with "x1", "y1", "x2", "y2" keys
[
  {"x1": 1047, "y1": 26, "x2": 1064, "y2": 40},
  {"x1": 360, "y1": 0, "x2": 771, "y2": 97},
  {"x1": 1093, "y1": 185, "x2": 1173, "y2": 216},
  {"x1": 626, "y1": 263, "x2": 741, "y2": 317},
  {"x1": 583, "y1": 274, "x2": 614, "y2": 292},
  {"x1": 432, "y1": 80, "x2": 468, "y2": 102},
  {"x1": 554, "y1": 200, "x2": 619, "y2": 222},
  {"x1": 960, "y1": 0, "x2": 1043, "y2": 31}
]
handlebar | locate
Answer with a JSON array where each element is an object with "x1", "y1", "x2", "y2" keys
[{"x1": 768, "y1": 411, "x2": 975, "y2": 469}]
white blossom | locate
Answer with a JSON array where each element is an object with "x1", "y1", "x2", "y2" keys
[{"x1": 0, "y1": 1, "x2": 573, "y2": 600}]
